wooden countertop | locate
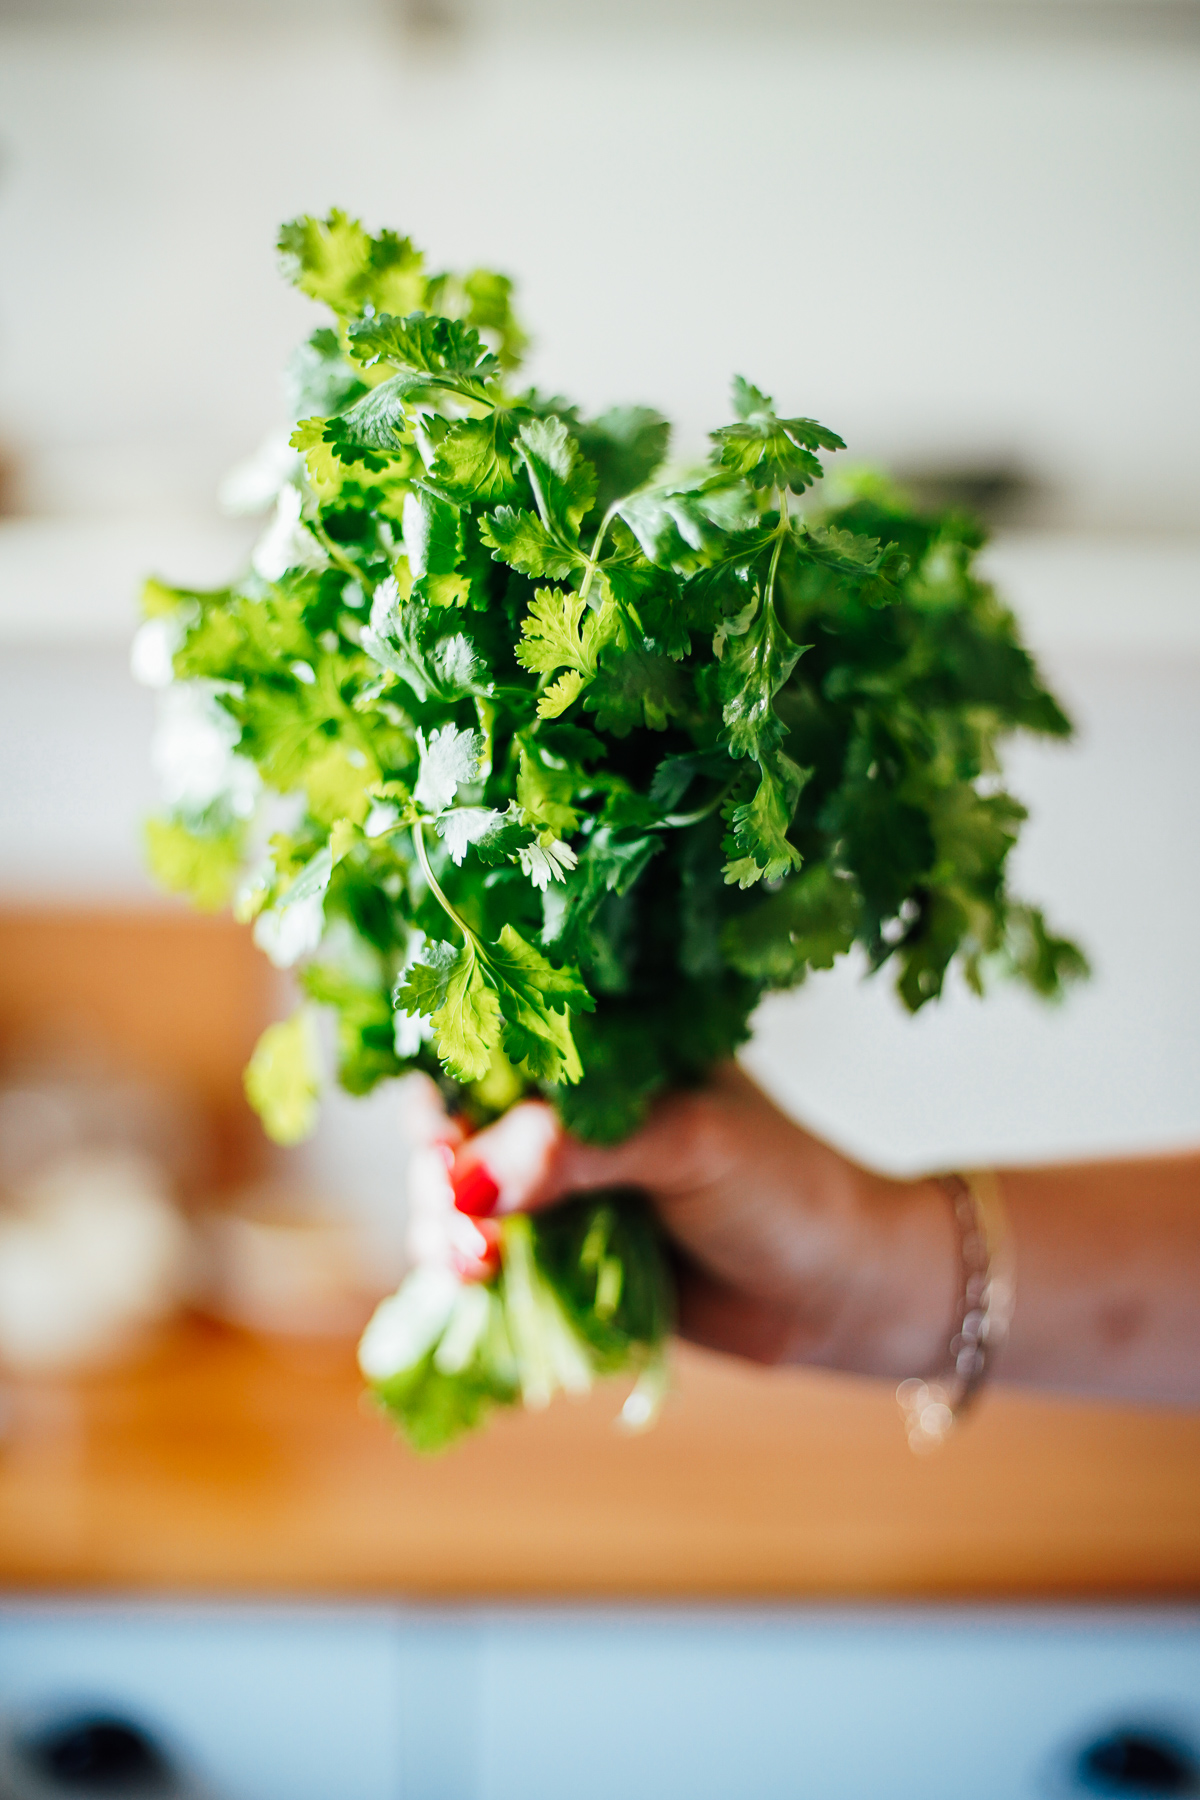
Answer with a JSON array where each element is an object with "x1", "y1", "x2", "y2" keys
[{"x1": 2, "y1": 1317, "x2": 1198, "y2": 1598}]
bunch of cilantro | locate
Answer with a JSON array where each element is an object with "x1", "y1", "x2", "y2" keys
[{"x1": 141, "y1": 210, "x2": 1084, "y2": 1450}]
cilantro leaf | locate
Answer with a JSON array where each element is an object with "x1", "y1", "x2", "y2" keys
[
  {"x1": 278, "y1": 210, "x2": 425, "y2": 319},
  {"x1": 723, "y1": 865, "x2": 861, "y2": 981},
  {"x1": 572, "y1": 406, "x2": 670, "y2": 518},
  {"x1": 515, "y1": 585, "x2": 620, "y2": 718},
  {"x1": 396, "y1": 939, "x2": 501, "y2": 1083},
  {"x1": 723, "y1": 748, "x2": 808, "y2": 886},
  {"x1": 516, "y1": 741, "x2": 580, "y2": 834},
  {"x1": 479, "y1": 508, "x2": 581, "y2": 581},
  {"x1": 515, "y1": 415, "x2": 596, "y2": 543},
  {"x1": 302, "y1": 962, "x2": 403, "y2": 1092},
  {"x1": 286, "y1": 327, "x2": 365, "y2": 420},
  {"x1": 429, "y1": 943, "x2": 504, "y2": 1083},
  {"x1": 404, "y1": 490, "x2": 472, "y2": 608},
  {"x1": 243, "y1": 1009, "x2": 321, "y2": 1144},
  {"x1": 486, "y1": 925, "x2": 592, "y2": 1084},
  {"x1": 711, "y1": 379, "x2": 846, "y2": 493},
  {"x1": 428, "y1": 412, "x2": 523, "y2": 506},
  {"x1": 584, "y1": 646, "x2": 686, "y2": 735},
  {"x1": 144, "y1": 816, "x2": 243, "y2": 912},
  {"x1": 346, "y1": 311, "x2": 499, "y2": 385},
  {"x1": 717, "y1": 584, "x2": 807, "y2": 759},
  {"x1": 617, "y1": 477, "x2": 754, "y2": 568},
  {"x1": 436, "y1": 806, "x2": 506, "y2": 865},
  {"x1": 414, "y1": 724, "x2": 482, "y2": 813},
  {"x1": 360, "y1": 578, "x2": 479, "y2": 703}
]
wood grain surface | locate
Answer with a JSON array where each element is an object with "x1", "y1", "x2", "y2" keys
[{"x1": 1, "y1": 1318, "x2": 1197, "y2": 1598}]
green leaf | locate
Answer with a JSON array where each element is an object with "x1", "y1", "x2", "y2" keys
[
  {"x1": 617, "y1": 478, "x2": 754, "y2": 568},
  {"x1": 285, "y1": 327, "x2": 365, "y2": 420},
  {"x1": 346, "y1": 311, "x2": 499, "y2": 384},
  {"x1": 515, "y1": 415, "x2": 596, "y2": 543},
  {"x1": 401, "y1": 940, "x2": 502, "y2": 1083},
  {"x1": 302, "y1": 741, "x2": 376, "y2": 826},
  {"x1": 584, "y1": 646, "x2": 686, "y2": 735},
  {"x1": 479, "y1": 508, "x2": 581, "y2": 581},
  {"x1": 360, "y1": 580, "x2": 478, "y2": 703},
  {"x1": 331, "y1": 372, "x2": 427, "y2": 455},
  {"x1": 572, "y1": 406, "x2": 670, "y2": 517},
  {"x1": 515, "y1": 585, "x2": 619, "y2": 716},
  {"x1": 1002, "y1": 904, "x2": 1090, "y2": 999},
  {"x1": 243, "y1": 1010, "x2": 321, "y2": 1145},
  {"x1": 537, "y1": 670, "x2": 585, "y2": 718},
  {"x1": 428, "y1": 412, "x2": 522, "y2": 506},
  {"x1": 514, "y1": 586, "x2": 593, "y2": 676},
  {"x1": 436, "y1": 805, "x2": 506, "y2": 865},
  {"x1": 717, "y1": 585, "x2": 807, "y2": 760},
  {"x1": 414, "y1": 723, "x2": 483, "y2": 812},
  {"x1": 290, "y1": 418, "x2": 344, "y2": 499},
  {"x1": 487, "y1": 925, "x2": 592, "y2": 1084},
  {"x1": 278, "y1": 210, "x2": 426, "y2": 319},
  {"x1": 711, "y1": 381, "x2": 846, "y2": 493},
  {"x1": 516, "y1": 741, "x2": 580, "y2": 834},
  {"x1": 730, "y1": 375, "x2": 775, "y2": 419},
  {"x1": 141, "y1": 576, "x2": 203, "y2": 619},
  {"x1": 723, "y1": 749, "x2": 808, "y2": 886},
  {"x1": 144, "y1": 816, "x2": 243, "y2": 911},
  {"x1": 723, "y1": 865, "x2": 861, "y2": 981},
  {"x1": 302, "y1": 963, "x2": 402, "y2": 1092},
  {"x1": 394, "y1": 939, "x2": 457, "y2": 1017},
  {"x1": 227, "y1": 663, "x2": 349, "y2": 793},
  {"x1": 461, "y1": 266, "x2": 528, "y2": 369}
]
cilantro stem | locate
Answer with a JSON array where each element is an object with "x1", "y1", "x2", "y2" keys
[
  {"x1": 578, "y1": 501, "x2": 621, "y2": 605},
  {"x1": 660, "y1": 780, "x2": 735, "y2": 830},
  {"x1": 411, "y1": 818, "x2": 479, "y2": 951},
  {"x1": 764, "y1": 487, "x2": 789, "y2": 613},
  {"x1": 575, "y1": 500, "x2": 626, "y2": 619},
  {"x1": 310, "y1": 518, "x2": 371, "y2": 589}
]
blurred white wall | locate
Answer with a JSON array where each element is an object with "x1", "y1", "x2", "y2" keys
[{"x1": 0, "y1": 0, "x2": 1198, "y2": 528}]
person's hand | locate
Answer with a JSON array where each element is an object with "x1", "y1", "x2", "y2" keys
[{"x1": 447, "y1": 1064, "x2": 960, "y2": 1380}]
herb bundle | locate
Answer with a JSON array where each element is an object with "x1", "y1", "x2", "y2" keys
[{"x1": 141, "y1": 210, "x2": 1083, "y2": 1449}]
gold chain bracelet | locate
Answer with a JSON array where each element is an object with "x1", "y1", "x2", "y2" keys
[{"x1": 896, "y1": 1169, "x2": 1016, "y2": 1454}]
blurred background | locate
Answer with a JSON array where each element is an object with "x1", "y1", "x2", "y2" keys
[{"x1": 0, "y1": 1, "x2": 1198, "y2": 1796}]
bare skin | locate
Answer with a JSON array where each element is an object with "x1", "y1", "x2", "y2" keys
[{"x1": 449, "y1": 1064, "x2": 1200, "y2": 1407}]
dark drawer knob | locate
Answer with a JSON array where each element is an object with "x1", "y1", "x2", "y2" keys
[{"x1": 1076, "y1": 1728, "x2": 1199, "y2": 1796}]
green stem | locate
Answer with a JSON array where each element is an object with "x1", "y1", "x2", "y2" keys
[
  {"x1": 578, "y1": 501, "x2": 621, "y2": 607},
  {"x1": 411, "y1": 819, "x2": 479, "y2": 950},
  {"x1": 764, "y1": 487, "x2": 789, "y2": 613},
  {"x1": 310, "y1": 519, "x2": 371, "y2": 588},
  {"x1": 660, "y1": 780, "x2": 735, "y2": 830}
]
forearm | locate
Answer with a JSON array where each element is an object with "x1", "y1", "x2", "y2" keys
[
  {"x1": 807, "y1": 1151, "x2": 1200, "y2": 1406},
  {"x1": 993, "y1": 1154, "x2": 1200, "y2": 1405}
]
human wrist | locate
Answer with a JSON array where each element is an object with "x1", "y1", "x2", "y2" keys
[{"x1": 785, "y1": 1163, "x2": 961, "y2": 1381}]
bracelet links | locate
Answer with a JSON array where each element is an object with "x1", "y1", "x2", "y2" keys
[{"x1": 896, "y1": 1169, "x2": 1016, "y2": 1455}]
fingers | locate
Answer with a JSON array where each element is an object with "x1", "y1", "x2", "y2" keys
[
  {"x1": 449, "y1": 1102, "x2": 563, "y2": 1216},
  {"x1": 448, "y1": 1069, "x2": 750, "y2": 1220},
  {"x1": 449, "y1": 1100, "x2": 657, "y2": 1217}
]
